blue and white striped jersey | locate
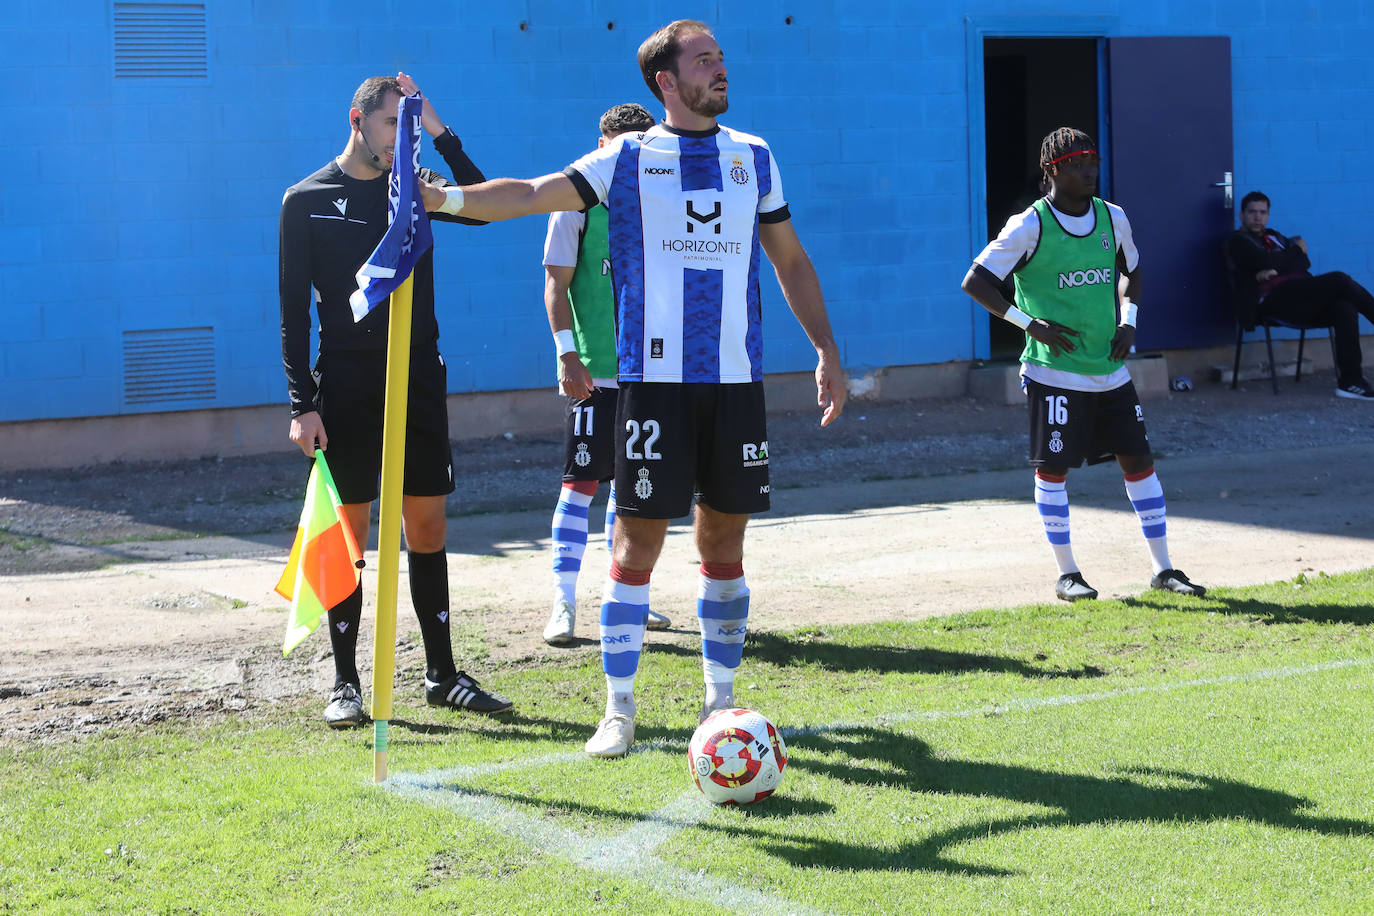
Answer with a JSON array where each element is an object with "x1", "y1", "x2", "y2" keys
[{"x1": 563, "y1": 123, "x2": 790, "y2": 384}]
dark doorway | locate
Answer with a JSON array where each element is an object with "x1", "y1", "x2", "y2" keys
[{"x1": 983, "y1": 38, "x2": 1099, "y2": 360}]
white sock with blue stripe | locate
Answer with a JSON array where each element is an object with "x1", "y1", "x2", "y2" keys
[
  {"x1": 601, "y1": 562, "x2": 649, "y2": 717},
  {"x1": 603, "y1": 483, "x2": 617, "y2": 553},
  {"x1": 1124, "y1": 468, "x2": 1171, "y2": 574},
  {"x1": 698, "y1": 562, "x2": 748, "y2": 710},
  {"x1": 1034, "y1": 471, "x2": 1079, "y2": 575},
  {"x1": 551, "y1": 481, "x2": 596, "y2": 606}
]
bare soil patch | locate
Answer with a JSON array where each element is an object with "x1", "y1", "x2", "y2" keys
[{"x1": 3, "y1": 376, "x2": 1372, "y2": 744}]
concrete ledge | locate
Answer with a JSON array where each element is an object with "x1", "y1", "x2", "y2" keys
[
  {"x1": 7, "y1": 339, "x2": 1366, "y2": 473},
  {"x1": 968, "y1": 354, "x2": 1170, "y2": 406}
]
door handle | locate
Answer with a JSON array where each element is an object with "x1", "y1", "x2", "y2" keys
[{"x1": 1212, "y1": 170, "x2": 1233, "y2": 209}]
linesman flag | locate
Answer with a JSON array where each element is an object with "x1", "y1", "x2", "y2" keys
[
  {"x1": 349, "y1": 93, "x2": 434, "y2": 322},
  {"x1": 275, "y1": 449, "x2": 365, "y2": 655}
]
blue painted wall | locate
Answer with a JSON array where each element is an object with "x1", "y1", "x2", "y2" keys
[{"x1": 2, "y1": 1, "x2": 1371, "y2": 422}]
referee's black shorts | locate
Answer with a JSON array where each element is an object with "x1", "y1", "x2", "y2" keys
[{"x1": 311, "y1": 348, "x2": 455, "y2": 504}]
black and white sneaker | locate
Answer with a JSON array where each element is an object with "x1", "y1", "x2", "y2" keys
[
  {"x1": 1150, "y1": 569, "x2": 1206, "y2": 597},
  {"x1": 1055, "y1": 572, "x2": 1099, "y2": 602},
  {"x1": 323, "y1": 682, "x2": 366, "y2": 729},
  {"x1": 1335, "y1": 381, "x2": 1374, "y2": 400},
  {"x1": 425, "y1": 671, "x2": 513, "y2": 714}
]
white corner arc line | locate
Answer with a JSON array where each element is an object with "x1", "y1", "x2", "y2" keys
[
  {"x1": 385, "y1": 655, "x2": 1370, "y2": 913},
  {"x1": 387, "y1": 776, "x2": 830, "y2": 915}
]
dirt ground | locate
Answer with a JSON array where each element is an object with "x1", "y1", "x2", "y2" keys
[{"x1": 3, "y1": 374, "x2": 1373, "y2": 744}]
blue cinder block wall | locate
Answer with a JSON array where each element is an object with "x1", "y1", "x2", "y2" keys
[{"x1": 1, "y1": 1, "x2": 1370, "y2": 422}]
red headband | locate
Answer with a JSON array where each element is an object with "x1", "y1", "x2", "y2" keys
[{"x1": 1046, "y1": 149, "x2": 1097, "y2": 166}]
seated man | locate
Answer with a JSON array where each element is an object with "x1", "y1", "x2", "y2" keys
[{"x1": 1227, "y1": 190, "x2": 1374, "y2": 400}]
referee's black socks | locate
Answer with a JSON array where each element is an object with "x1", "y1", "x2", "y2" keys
[
  {"x1": 408, "y1": 548, "x2": 457, "y2": 683},
  {"x1": 326, "y1": 585, "x2": 364, "y2": 688}
]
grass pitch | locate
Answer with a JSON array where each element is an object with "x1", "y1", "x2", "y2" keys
[{"x1": 4, "y1": 570, "x2": 1373, "y2": 914}]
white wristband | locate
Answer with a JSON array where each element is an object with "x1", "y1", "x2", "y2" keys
[
  {"x1": 1003, "y1": 305, "x2": 1033, "y2": 330},
  {"x1": 1119, "y1": 302, "x2": 1138, "y2": 327},
  {"x1": 438, "y1": 187, "x2": 465, "y2": 215},
  {"x1": 554, "y1": 329, "x2": 577, "y2": 356}
]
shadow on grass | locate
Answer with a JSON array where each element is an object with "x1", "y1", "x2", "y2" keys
[
  {"x1": 767, "y1": 725, "x2": 1373, "y2": 875},
  {"x1": 1124, "y1": 590, "x2": 1374, "y2": 626},
  {"x1": 649, "y1": 630, "x2": 1104, "y2": 680}
]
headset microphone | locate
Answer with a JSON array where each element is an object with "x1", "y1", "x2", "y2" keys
[{"x1": 353, "y1": 118, "x2": 382, "y2": 164}]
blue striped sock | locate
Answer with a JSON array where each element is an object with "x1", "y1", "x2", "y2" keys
[
  {"x1": 600, "y1": 566, "x2": 649, "y2": 709},
  {"x1": 1124, "y1": 469, "x2": 1171, "y2": 574},
  {"x1": 551, "y1": 482, "x2": 595, "y2": 605},
  {"x1": 1034, "y1": 471, "x2": 1078, "y2": 575},
  {"x1": 604, "y1": 483, "x2": 617, "y2": 553},
  {"x1": 698, "y1": 564, "x2": 749, "y2": 700}
]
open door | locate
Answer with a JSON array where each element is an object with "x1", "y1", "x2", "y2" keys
[{"x1": 1107, "y1": 36, "x2": 1234, "y2": 350}]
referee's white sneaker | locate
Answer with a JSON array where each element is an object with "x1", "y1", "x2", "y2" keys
[
  {"x1": 585, "y1": 714, "x2": 635, "y2": 758},
  {"x1": 543, "y1": 599, "x2": 575, "y2": 645}
]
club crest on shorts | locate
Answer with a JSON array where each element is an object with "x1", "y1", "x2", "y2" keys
[
  {"x1": 634, "y1": 467, "x2": 653, "y2": 500},
  {"x1": 1049, "y1": 430, "x2": 1064, "y2": 453},
  {"x1": 574, "y1": 443, "x2": 591, "y2": 467}
]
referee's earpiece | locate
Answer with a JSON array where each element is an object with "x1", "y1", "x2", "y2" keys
[{"x1": 352, "y1": 118, "x2": 360, "y2": 129}]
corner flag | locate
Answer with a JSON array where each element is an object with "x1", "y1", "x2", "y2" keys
[
  {"x1": 275, "y1": 449, "x2": 364, "y2": 655},
  {"x1": 349, "y1": 93, "x2": 434, "y2": 322}
]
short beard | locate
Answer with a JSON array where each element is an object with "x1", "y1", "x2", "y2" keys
[{"x1": 680, "y1": 81, "x2": 728, "y2": 118}]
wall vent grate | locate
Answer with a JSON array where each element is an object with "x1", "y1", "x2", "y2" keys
[
  {"x1": 122, "y1": 327, "x2": 216, "y2": 408},
  {"x1": 113, "y1": 3, "x2": 207, "y2": 79}
]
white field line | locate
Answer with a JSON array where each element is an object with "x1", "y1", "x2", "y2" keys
[
  {"x1": 387, "y1": 776, "x2": 826, "y2": 916},
  {"x1": 387, "y1": 655, "x2": 1372, "y2": 912}
]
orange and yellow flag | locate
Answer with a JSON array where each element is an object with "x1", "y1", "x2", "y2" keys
[{"x1": 275, "y1": 449, "x2": 364, "y2": 655}]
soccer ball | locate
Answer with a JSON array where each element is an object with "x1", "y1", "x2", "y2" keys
[{"x1": 687, "y1": 707, "x2": 787, "y2": 805}]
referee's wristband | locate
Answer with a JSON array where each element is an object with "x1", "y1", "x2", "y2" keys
[
  {"x1": 554, "y1": 329, "x2": 577, "y2": 356},
  {"x1": 438, "y1": 187, "x2": 465, "y2": 215},
  {"x1": 1119, "y1": 302, "x2": 1139, "y2": 328},
  {"x1": 1003, "y1": 305, "x2": 1033, "y2": 330}
]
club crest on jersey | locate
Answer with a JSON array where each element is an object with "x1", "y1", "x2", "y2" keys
[
  {"x1": 634, "y1": 467, "x2": 653, "y2": 500},
  {"x1": 1049, "y1": 431, "x2": 1064, "y2": 453},
  {"x1": 1101, "y1": 232, "x2": 1111, "y2": 250},
  {"x1": 1057, "y1": 267, "x2": 1113, "y2": 289},
  {"x1": 729, "y1": 155, "x2": 750, "y2": 185},
  {"x1": 574, "y1": 443, "x2": 591, "y2": 467}
]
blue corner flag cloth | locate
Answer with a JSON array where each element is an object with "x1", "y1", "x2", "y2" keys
[{"x1": 349, "y1": 93, "x2": 434, "y2": 322}]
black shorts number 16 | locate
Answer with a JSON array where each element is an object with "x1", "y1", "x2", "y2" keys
[
  {"x1": 1045, "y1": 395, "x2": 1069, "y2": 426},
  {"x1": 625, "y1": 419, "x2": 662, "y2": 460}
]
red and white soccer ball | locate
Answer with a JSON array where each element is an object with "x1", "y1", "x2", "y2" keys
[{"x1": 688, "y1": 707, "x2": 788, "y2": 805}]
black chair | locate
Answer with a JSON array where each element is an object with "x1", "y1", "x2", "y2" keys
[
  {"x1": 1231, "y1": 315, "x2": 1317, "y2": 394},
  {"x1": 1224, "y1": 243, "x2": 1333, "y2": 394}
]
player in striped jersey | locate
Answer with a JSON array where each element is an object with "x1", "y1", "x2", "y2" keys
[
  {"x1": 448, "y1": 20, "x2": 846, "y2": 758},
  {"x1": 541, "y1": 103, "x2": 671, "y2": 646},
  {"x1": 962, "y1": 127, "x2": 1205, "y2": 603}
]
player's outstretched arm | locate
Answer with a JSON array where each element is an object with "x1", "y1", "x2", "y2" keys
[
  {"x1": 760, "y1": 220, "x2": 846, "y2": 426},
  {"x1": 450, "y1": 173, "x2": 586, "y2": 223},
  {"x1": 961, "y1": 264, "x2": 1080, "y2": 357}
]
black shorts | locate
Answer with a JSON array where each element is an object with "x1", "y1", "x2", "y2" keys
[
  {"x1": 613, "y1": 381, "x2": 770, "y2": 519},
  {"x1": 1025, "y1": 378, "x2": 1151, "y2": 468},
  {"x1": 312, "y1": 349, "x2": 455, "y2": 504},
  {"x1": 562, "y1": 386, "x2": 618, "y2": 483}
]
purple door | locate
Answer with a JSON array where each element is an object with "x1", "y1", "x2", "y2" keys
[{"x1": 1107, "y1": 36, "x2": 1234, "y2": 350}]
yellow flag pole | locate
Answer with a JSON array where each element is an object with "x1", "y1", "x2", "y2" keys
[{"x1": 371, "y1": 272, "x2": 414, "y2": 783}]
